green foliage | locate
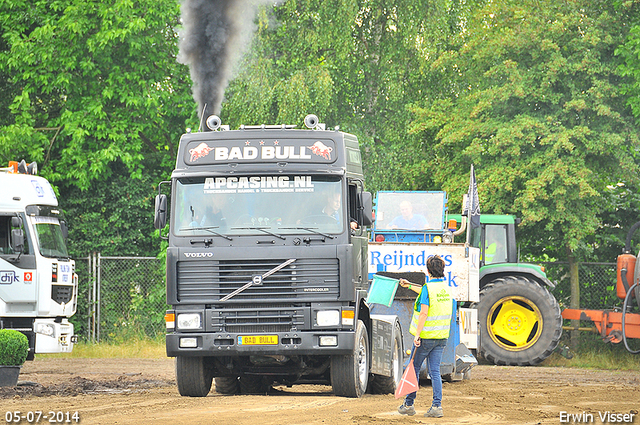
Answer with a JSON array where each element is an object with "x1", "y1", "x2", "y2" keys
[
  {"x1": 222, "y1": 0, "x2": 477, "y2": 193},
  {"x1": 615, "y1": 1, "x2": 640, "y2": 125},
  {"x1": 1, "y1": 0, "x2": 640, "y2": 268},
  {"x1": 0, "y1": 329, "x2": 29, "y2": 366},
  {"x1": 63, "y1": 158, "x2": 167, "y2": 257},
  {"x1": 0, "y1": 0, "x2": 192, "y2": 260},
  {"x1": 0, "y1": 0, "x2": 192, "y2": 189},
  {"x1": 409, "y1": 0, "x2": 640, "y2": 261}
]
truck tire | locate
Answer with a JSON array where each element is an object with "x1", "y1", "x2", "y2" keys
[
  {"x1": 475, "y1": 276, "x2": 562, "y2": 366},
  {"x1": 369, "y1": 323, "x2": 403, "y2": 394},
  {"x1": 175, "y1": 356, "x2": 213, "y2": 397},
  {"x1": 214, "y1": 377, "x2": 239, "y2": 395},
  {"x1": 331, "y1": 320, "x2": 369, "y2": 398}
]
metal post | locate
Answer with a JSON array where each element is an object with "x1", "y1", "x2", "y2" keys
[
  {"x1": 97, "y1": 252, "x2": 102, "y2": 343},
  {"x1": 91, "y1": 252, "x2": 97, "y2": 343},
  {"x1": 87, "y1": 255, "x2": 92, "y2": 342},
  {"x1": 568, "y1": 254, "x2": 580, "y2": 348}
]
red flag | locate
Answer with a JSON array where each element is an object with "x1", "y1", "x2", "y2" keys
[{"x1": 395, "y1": 352, "x2": 419, "y2": 399}]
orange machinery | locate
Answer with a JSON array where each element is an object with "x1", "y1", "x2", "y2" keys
[{"x1": 562, "y1": 222, "x2": 640, "y2": 353}]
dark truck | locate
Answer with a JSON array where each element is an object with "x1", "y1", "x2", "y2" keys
[{"x1": 154, "y1": 115, "x2": 403, "y2": 397}]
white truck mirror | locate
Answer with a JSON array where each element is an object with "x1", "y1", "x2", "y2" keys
[{"x1": 10, "y1": 228, "x2": 24, "y2": 253}]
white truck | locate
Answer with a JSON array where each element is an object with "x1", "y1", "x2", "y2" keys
[{"x1": 0, "y1": 160, "x2": 77, "y2": 359}]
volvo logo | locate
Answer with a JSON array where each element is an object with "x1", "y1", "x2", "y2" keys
[
  {"x1": 252, "y1": 275, "x2": 263, "y2": 285},
  {"x1": 184, "y1": 252, "x2": 214, "y2": 258}
]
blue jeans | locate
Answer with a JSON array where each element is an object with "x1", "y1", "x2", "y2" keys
[{"x1": 404, "y1": 338, "x2": 447, "y2": 408}]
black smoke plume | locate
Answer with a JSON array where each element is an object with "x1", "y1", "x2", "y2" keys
[{"x1": 178, "y1": 0, "x2": 270, "y2": 124}]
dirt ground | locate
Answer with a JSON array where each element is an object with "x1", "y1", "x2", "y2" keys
[{"x1": 1, "y1": 358, "x2": 639, "y2": 425}]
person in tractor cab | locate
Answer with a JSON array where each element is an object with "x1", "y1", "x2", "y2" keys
[
  {"x1": 388, "y1": 200, "x2": 428, "y2": 230},
  {"x1": 397, "y1": 255, "x2": 455, "y2": 418},
  {"x1": 483, "y1": 225, "x2": 507, "y2": 264}
]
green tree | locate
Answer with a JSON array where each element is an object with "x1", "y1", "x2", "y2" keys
[
  {"x1": 409, "y1": 0, "x2": 640, "y2": 267},
  {"x1": 222, "y1": 0, "x2": 477, "y2": 192},
  {"x1": 0, "y1": 0, "x2": 196, "y2": 261},
  {"x1": 0, "y1": 0, "x2": 192, "y2": 190},
  {"x1": 616, "y1": 0, "x2": 640, "y2": 124}
]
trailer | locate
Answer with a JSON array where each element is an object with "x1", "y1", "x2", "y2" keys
[{"x1": 368, "y1": 190, "x2": 479, "y2": 380}]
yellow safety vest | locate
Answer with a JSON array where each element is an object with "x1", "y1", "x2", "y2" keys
[
  {"x1": 409, "y1": 279, "x2": 452, "y2": 339},
  {"x1": 485, "y1": 242, "x2": 497, "y2": 264}
]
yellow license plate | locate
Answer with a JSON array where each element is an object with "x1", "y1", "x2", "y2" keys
[{"x1": 238, "y1": 335, "x2": 278, "y2": 345}]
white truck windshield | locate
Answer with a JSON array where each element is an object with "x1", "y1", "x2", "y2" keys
[
  {"x1": 173, "y1": 175, "x2": 345, "y2": 236},
  {"x1": 31, "y1": 216, "x2": 69, "y2": 258}
]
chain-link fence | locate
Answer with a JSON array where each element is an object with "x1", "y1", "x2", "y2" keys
[
  {"x1": 69, "y1": 257, "x2": 618, "y2": 342},
  {"x1": 543, "y1": 262, "x2": 620, "y2": 310},
  {"x1": 73, "y1": 254, "x2": 166, "y2": 342}
]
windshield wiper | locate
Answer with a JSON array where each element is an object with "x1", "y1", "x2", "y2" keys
[
  {"x1": 179, "y1": 225, "x2": 233, "y2": 241},
  {"x1": 230, "y1": 226, "x2": 286, "y2": 240},
  {"x1": 280, "y1": 227, "x2": 334, "y2": 239}
]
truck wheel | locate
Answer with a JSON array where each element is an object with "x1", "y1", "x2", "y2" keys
[
  {"x1": 475, "y1": 276, "x2": 562, "y2": 366},
  {"x1": 369, "y1": 323, "x2": 403, "y2": 394},
  {"x1": 175, "y1": 356, "x2": 213, "y2": 397},
  {"x1": 214, "y1": 377, "x2": 239, "y2": 395},
  {"x1": 331, "y1": 320, "x2": 369, "y2": 397},
  {"x1": 239, "y1": 376, "x2": 272, "y2": 394}
]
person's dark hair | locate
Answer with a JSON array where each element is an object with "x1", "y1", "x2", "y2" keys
[{"x1": 426, "y1": 255, "x2": 445, "y2": 278}]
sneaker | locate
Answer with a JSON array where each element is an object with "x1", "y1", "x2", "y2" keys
[
  {"x1": 398, "y1": 403, "x2": 416, "y2": 416},
  {"x1": 424, "y1": 405, "x2": 443, "y2": 418}
]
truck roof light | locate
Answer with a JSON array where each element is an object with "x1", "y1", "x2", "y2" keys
[
  {"x1": 2, "y1": 160, "x2": 38, "y2": 175},
  {"x1": 375, "y1": 234, "x2": 385, "y2": 242},
  {"x1": 448, "y1": 219, "x2": 457, "y2": 232}
]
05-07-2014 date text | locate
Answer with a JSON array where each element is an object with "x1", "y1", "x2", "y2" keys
[{"x1": 4, "y1": 411, "x2": 80, "y2": 423}]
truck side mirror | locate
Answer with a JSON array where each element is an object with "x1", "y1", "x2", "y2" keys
[
  {"x1": 10, "y1": 228, "x2": 24, "y2": 254},
  {"x1": 358, "y1": 192, "x2": 374, "y2": 227},
  {"x1": 10, "y1": 216, "x2": 24, "y2": 254},
  {"x1": 154, "y1": 194, "x2": 168, "y2": 230},
  {"x1": 59, "y1": 220, "x2": 69, "y2": 239}
]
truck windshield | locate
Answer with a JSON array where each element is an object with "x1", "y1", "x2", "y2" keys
[
  {"x1": 31, "y1": 216, "x2": 69, "y2": 258},
  {"x1": 173, "y1": 175, "x2": 345, "y2": 236},
  {"x1": 374, "y1": 192, "x2": 446, "y2": 231}
]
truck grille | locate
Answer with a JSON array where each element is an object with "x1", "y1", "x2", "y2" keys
[
  {"x1": 177, "y1": 258, "x2": 339, "y2": 303},
  {"x1": 51, "y1": 284, "x2": 73, "y2": 304},
  {"x1": 209, "y1": 304, "x2": 305, "y2": 333}
]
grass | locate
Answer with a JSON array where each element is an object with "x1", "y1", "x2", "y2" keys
[
  {"x1": 541, "y1": 332, "x2": 640, "y2": 370},
  {"x1": 38, "y1": 335, "x2": 166, "y2": 359}
]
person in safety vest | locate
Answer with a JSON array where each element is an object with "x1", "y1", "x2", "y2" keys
[{"x1": 397, "y1": 255, "x2": 455, "y2": 418}]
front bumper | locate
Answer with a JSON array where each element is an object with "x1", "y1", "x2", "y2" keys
[
  {"x1": 34, "y1": 318, "x2": 75, "y2": 354},
  {"x1": 166, "y1": 330, "x2": 355, "y2": 357}
]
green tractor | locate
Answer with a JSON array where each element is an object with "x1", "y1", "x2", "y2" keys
[{"x1": 451, "y1": 214, "x2": 562, "y2": 366}]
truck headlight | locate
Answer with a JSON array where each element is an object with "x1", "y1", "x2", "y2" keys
[
  {"x1": 176, "y1": 313, "x2": 202, "y2": 330},
  {"x1": 36, "y1": 323, "x2": 56, "y2": 337},
  {"x1": 316, "y1": 310, "x2": 340, "y2": 327}
]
